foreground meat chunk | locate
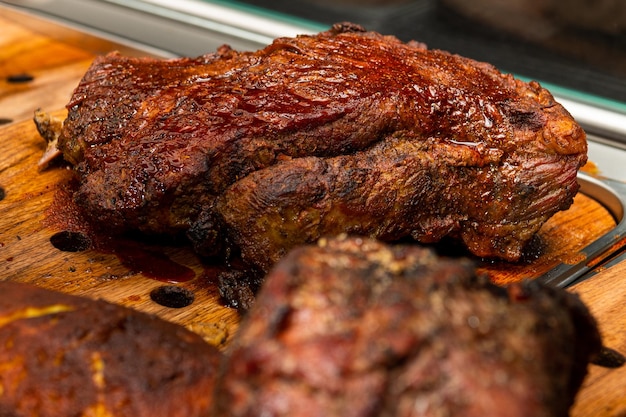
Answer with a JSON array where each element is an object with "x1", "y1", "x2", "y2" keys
[
  {"x1": 57, "y1": 23, "x2": 586, "y2": 271},
  {"x1": 214, "y1": 236, "x2": 601, "y2": 417},
  {"x1": 0, "y1": 282, "x2": 221, "y2": 417}
]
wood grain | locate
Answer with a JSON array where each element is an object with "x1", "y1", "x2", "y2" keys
[
  {"x1": 570, "y1": 260, "x2": 626, "y2": 417},
  {"x1": 0, "y1": 7, "x2": 159, "y2": 125},
  {"x1": 0, "y1": 116, "x2": 240, "y2": 348}
]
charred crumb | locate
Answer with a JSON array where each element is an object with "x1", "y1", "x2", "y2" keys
[{"x1": 217, "y1": 268, "x2": 264, "y2": 311}]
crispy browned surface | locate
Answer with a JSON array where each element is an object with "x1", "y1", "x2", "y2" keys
[
  {"x1": 58, "y1": 23, "x2": 586, "y2": 270},
  {"x1": 215, "y1": 236, "x2": 601, "y2": 417},
  {"x1": 0, "y1": 281, "x2": 221, "y2": 417}
]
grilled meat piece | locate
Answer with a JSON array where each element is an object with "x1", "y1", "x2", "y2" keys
[
  {"x1": 0, "y1": 282, "x2": 221, "y2": 417},
  {"x1": 57, "y1": 22, "x2": 586, "y2": 271},
  {"x1": 214, "y1": 236, "x2": 601, "y2": 417}
]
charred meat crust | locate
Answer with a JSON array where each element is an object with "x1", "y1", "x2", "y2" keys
[
  {"x1": 0, "y1": 281, "x2": 221, "y2": 417},
  {"x1": 57, "y1": 22, "x2": 587, "y2": 270},
  {"x1": 215, "y1": 236, "x2": 601, "y2": 417}
]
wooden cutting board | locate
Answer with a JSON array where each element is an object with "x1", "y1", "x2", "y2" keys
[
  {"x1": 0, "y1": 6, "x2": 239, "y2": 347},
  {"x1": 0, "y1": 113, "x2": 624, "y2": 414},
  {"x1": 1, "y1": 5, "x2": 625, "y2": 416},
  {"x1": 0, "y1": 115, "x2": 240, "y2": 347}
]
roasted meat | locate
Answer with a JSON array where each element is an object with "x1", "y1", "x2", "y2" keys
[
  {"x1": 214, "y1": 236, "x2": 601, "y2": 417},
  {"x1": 0, "y1": 282, "x2": 221, "y2": 417},
  {"x1": 57, "y1": 22, "x2": 586, "y2": 271}
]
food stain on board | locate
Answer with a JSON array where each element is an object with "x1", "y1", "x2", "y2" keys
[
  {"x1": 44, "y1": 178, "x2": 196, "y2": 283},
  {"x1": 111, "y1": 239, "x2": 196, "y2": 283},
  {"x1": 42, "y1": 177, "x2": 258, "y2": 308}
]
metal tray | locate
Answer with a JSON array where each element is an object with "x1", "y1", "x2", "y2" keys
[{"x1": 541, "y1": 173, "x2": 626, "y2": 287}]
